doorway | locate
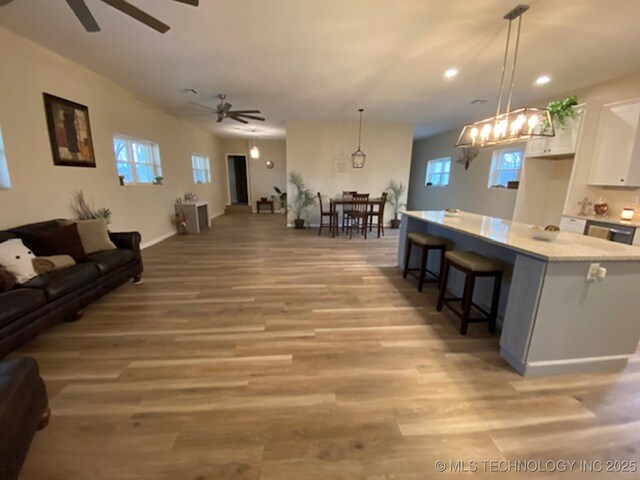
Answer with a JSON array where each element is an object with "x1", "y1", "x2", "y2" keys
[{"x1": 226, "y1": 154, "x2": 249, "y2": 205}]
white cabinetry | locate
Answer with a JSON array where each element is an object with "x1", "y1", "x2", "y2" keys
[
  {"x1": 559, "y1": 216, "x2": 586, "y2": 234},
  {"x1": 588, "y1": 98, "x2": 640, "y2": 187},
  {"x1": 525, "y1": 108, "x2": 583, "y2": 158}
]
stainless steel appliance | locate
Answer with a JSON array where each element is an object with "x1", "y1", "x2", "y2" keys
[{"x1": 585, "y1": 220, "x2": 635, "y2": 245}]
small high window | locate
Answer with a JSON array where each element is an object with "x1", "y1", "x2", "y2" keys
[
  {"x1": 0, "y1": 127, "x2": 11, "y2": 190},
  {"x1": 425, "y1": 157, "x2": 451, "y2": 187},
  {"x1": 113, "y1": 135, "x2": 162, "y2": 185},
  {"x1": 488, "y1": 147, "x2": 523, "y2": 188},
  {"x1": 192, "y1": 154, "x2": 211, "y2": 184}
]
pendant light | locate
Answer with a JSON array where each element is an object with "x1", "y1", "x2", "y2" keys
[
  {"x1": 351, "y1": 108, "x2": 366, "y2": 169},
  {"x1": 250, "y1": 130, "x2": 260, "y2": 159},
  {"x1": 456, "y1": 4, "x2": 555, "y2": 148}
]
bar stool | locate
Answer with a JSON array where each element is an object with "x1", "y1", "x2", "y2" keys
[
  {"x1": 436, "y1": 251, "x2": 504, "y2": 335},
  {"x1": 402, "y1": 232, "x2": 448, "y2": 292}
]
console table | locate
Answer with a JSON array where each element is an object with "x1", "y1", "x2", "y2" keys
[
  {"x1": 256, "y1": 199, "x2": 274, "y2": 213},
  {"x1": 175, "y1": 201, "x2": 210, "y2": 234}
]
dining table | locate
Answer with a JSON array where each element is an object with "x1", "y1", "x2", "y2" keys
[{"x1": 329, "y1": 196, "x2": 385, "y2": 235}]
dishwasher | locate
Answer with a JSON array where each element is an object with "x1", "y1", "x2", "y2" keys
[{"x1": 585, "y1": 220, "x2": 635, "y2": 245}]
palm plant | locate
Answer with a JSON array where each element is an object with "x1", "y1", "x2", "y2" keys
[
  {"x1": 69, "y1": 191, "x2": 112, "y2": 224},
  {"x1": 386, "y1": 180, "x2": 406, "y2": 228},
  {"x1": 288, "y1": 171, "x2": 315, "y2": 227}
]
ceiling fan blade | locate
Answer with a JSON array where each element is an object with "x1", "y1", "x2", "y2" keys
[
  {"x1": 222, "y1": 102, "x2": 233, "y2": 114},
  {"x1": 0, "y1": 0, "x2": 17, "y2": 6},
  {"x1": 229, "y1": 116, "x2": 249, "y2": 125},
  {"x1": 65, "y1": 0, "x2": 101, "y2": 32},
  {"x1": 234, "y1": 114, "x2": 266, "y2": 122},
  {"x1": 172, "y1": 0, "x2": 199, "y2": 5},
  {"x1": 101, "y1": 0, "x2": 170, "y2": 33},
  {"x1": 188, "y1": 101, "x2": 217, "y2": 111},
  {"x1": 216, "y1": 115, "x2": 223, "y2": 123},
  {"x1": 228, "y1": 110, "x2": 262, "y2": 115}
]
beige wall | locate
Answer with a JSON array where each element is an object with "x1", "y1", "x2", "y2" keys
[
  {"x1": 286, "y1": 120, "x2": 414, "y2": 225},
  {"x1": 219, "y1": 138, "x2": 287, "y2": 210},
  {"x1": 408, "y1": 129, "x2": 520, "y2": 219},
  {"x1": 563, "y1": 71, "x2": 640, "y2": 218},
  {"x1": 0, "y1": 27, "x2": 226, "y2": 246}
]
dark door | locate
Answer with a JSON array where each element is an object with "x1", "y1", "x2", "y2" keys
[{"x1": 228, "y1": 155, "x2": 248, "y2": 205}]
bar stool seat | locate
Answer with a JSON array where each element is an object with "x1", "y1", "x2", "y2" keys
[
  {"x1": 403, "y1": 233, "x2": 449, "y2": 292},
  {"x1": 408, "y1": 232, "x2": 448, "y2": 247},
  {"x1": 437, "y1": 250, "x2": 504, "y2": 335},
  {"x1": 444, "y1": 251, "x2": 504, "y2": 272}
]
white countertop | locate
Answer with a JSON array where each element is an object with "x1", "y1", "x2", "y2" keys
[
  {"x1": 403, "y1": 210, "x2": 640, "y2": 261},
  {"x1": 563, "y1": 213, "x2": 640, "y2": 229}
]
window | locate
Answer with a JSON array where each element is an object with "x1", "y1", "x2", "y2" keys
[
  {"x1": 112, "y1": 135, "x2": 162, "y2": 185},
  {"x1": 0, "y1": 127, "x2": 10, "y2": 190},
  {"x1": 488, "y1": 147, "x2": 523, "y2": 188},
  {"x1": 425, "y1": 157, "x2": 451, "y2": 187},
  {"x1": 191, "y1": 154, "x2": 211, "y2": 184}
]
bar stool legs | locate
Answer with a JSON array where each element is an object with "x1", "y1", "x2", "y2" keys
[
  {"x1": 403, "y1": 235, "x2": 447, "y2": 292},
  {"x1": 437, "y1": 252, "x2": 503, "y2": 336}
]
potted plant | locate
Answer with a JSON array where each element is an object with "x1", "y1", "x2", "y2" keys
[
  {"x1": 288, "y1": 171, "x2": 315, "y2": 229},
  {"x1": 386, "y1": 180, "x2": 407, "y2": 229},
  {"x1": 273, "y1": 186, "x2": 287, "y2": 213},
  {"x1": 69, "y1": 190, "x2": 112, "y2": 225},
  {"x1": 153, "y1": 176, "x2": 164, "y2": 185},
  {"x1": 543, "y1": 95, "x2": 580, "y2": 132}
]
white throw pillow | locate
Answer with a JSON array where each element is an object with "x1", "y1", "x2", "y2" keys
[{"x1": 0, "y1": 238, "x2": 38, "y2": 284}]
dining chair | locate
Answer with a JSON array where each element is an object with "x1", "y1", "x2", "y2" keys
[
  {"x1": 317, "y1": 192, "x2": 338, "y2": 237},
  {"x1": 368, "y1": 192, "x2": 388, "y2": 238},
  {"x1": 345, "y1": 193, "x2": 370, "y2": 239},
  {"x1": 341, "y1": 191, "x2": 357, "y2": 232}
]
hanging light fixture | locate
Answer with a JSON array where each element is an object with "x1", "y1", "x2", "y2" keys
[
  {"x1": 351, "y1": 108, "x2": 366, "y2": 169},
  {"x1": 250, "y1": 130, "x2": 260, "y2": 159},
  {"x1": 456, "y1": 4, "x2": 554, "y2": 148}
]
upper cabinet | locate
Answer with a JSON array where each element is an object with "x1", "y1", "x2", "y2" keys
[
  {"x1": 588, "y1": 98, "x2": 640, "y2": 187},
  {"x1": 525, "y1": 106, "x2": 584, "y2": 158}
]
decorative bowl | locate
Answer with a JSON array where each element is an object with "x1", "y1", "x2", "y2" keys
[
  {"x1": 528, "y1": 225, "x2": 560, "y2": 241},
  {"x1": 444, "y1": 208, "x2": 461, "y2": 218}
]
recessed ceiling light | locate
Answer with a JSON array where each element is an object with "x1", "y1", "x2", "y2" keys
[
  {"x1": 444, "y1": 68, "x2": 458, "y2": 79},
  {"x1": 535, "y1": 75, "x2": 551, "y2": 85}
]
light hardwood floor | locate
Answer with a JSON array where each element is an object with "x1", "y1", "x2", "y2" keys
[{"x1": 13, "y1": 214, "x2": 640, "y2": 479}]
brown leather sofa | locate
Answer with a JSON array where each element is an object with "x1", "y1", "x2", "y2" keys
[
  {"x1": 0, "y1": 357, "x2": 49, "y2": 480},
  {"x1": 0, "y1": 219, "x2": 143, "y2": 358}
]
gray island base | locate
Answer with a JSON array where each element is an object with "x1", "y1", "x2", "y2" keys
[{"x1": 399, "y1": 210, "x2": 640, "y2": 376}]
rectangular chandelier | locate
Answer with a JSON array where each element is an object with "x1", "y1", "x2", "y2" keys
[
  {"x1": 456, "y1": 107, "x2": 554, "y2": 147},
  {"x1": 456, "y1": 5, "x2": 556, "y2": 149}
]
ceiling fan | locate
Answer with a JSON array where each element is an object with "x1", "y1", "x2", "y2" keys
[
  {"x1": 190, "y1": 95, "x2": 266, "y2": 124},
  {"x1": 0, "y1": 0, "x2": 199, "y2": 34}
]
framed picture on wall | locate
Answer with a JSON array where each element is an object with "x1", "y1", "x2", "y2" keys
[{"x1": 43, "y1": 93, "x2": 96, "y2": 168}]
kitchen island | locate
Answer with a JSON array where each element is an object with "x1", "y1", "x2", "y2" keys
[{"x1": 399, "y1": 210, "x2": 640, "y2": 376}]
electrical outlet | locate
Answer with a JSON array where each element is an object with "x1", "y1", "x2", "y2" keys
[
  {"x1": 632, "y1": 196, "x2": 639, "y2": 206},
  {"x1": 586, "y1": 263, "x2": 601, "y2": 283}
]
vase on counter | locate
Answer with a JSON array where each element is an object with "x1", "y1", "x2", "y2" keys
[{"x1": 594, "y1": 197, "x2": 609, "y2": 216}]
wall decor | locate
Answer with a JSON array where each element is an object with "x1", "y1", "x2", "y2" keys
[
  {"x1": 43, "y1": 93, "x2": 95, "y2": 168},
  {"x1": 456, "y1": 147, "x2": 479, "y2": 170}
]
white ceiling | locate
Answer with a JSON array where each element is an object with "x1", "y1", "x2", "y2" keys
[{"x1": 1, "y1": 0, "x2": 640, "y2": 139}]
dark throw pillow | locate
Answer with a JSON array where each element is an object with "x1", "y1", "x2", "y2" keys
[
  {"x1": 22, "y1": 223, "x2": 87, "y2": 262},
  {"x1": 0, "y1": 266, "x2": 17, "y2": 292}
]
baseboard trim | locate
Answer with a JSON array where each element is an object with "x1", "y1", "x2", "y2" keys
[
  {"x1": 501, "y1": 348, "x2": 631, "y2": 376},
  {"x1": 141, "y1": 231, "x2": 176, "y2": 250},
  {"x1": 210, "y1": 211, "x2": 225, "y2": 220}
]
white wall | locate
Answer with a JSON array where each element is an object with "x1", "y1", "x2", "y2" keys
[
  {"x1": 286, "y1": 120, "x2": 414, "y2": 225},
  {"x1": 408, "y1": 129, "x2": 520, "y2": 219},
  {"x1": 220, "y1": 138, "x2": 287, "y2": 210},
  {"x1": 0, "y1": 27, "x2": 226, "y2": 246}
]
